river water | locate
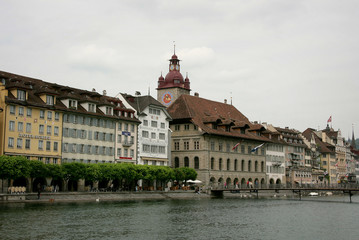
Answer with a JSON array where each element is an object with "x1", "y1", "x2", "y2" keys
[{"x1": 1, "y1": 195, "x2": 358, "y2": 240}]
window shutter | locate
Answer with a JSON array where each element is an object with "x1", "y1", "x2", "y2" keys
[{"x1": 88, "y1": 131, "x2": 92, "y2": 140}]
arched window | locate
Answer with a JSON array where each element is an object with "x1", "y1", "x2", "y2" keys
[
  {"x1": 184, "y1": 157, "x2": 189, "y2": 167},
  {"x1": 219, "y1": 158, "x2": 222, "y2": 170},
  {"x1": 227, "y1": 159, "x2": 230, "y2": 171},
  {"x1": 211, "y1": 157, "x2": 214, "y2": 170},
  {"x1": 194, "y1": 157, "x2": 199, "y2": 169},
  {"x1": 248, "y1": 160, "x2": 251, "y2": 172},
  {"x1": 241, "y1": 160, "x2": 245, "y2": 171},
  {"x1": 261, "y1": 161, "x2": 265, "y2": 172},
  {"x1": 174, "y1": 157, "x2": 179, "y2": 168},
  {"x1": 255, "y1": 161, "x2": 258, "y2": 172},
  {"x1": 234, "y1": 159, "x2": 238, "y2": 171}
]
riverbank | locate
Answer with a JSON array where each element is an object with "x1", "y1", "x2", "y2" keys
[
  {"x1": 1, "y1": 188, "x2": 350, "y2": 204},
  {"x1": 0, "y1": 190, "x2": 211, "y2": 203}
]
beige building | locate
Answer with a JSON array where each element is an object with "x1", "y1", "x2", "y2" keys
[{"x1": 167, "y1": 94, "x2": 269, "y2": 188}]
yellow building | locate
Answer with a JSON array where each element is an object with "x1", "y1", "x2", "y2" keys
[{"x1": 0, "y1": 71, "x2": 62, "y2": 164}]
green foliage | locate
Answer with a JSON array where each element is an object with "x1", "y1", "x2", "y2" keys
[
  {"x1": 29, "y1": 160, "x2": 48, "y2": 178},
  {"x1": 0, "y1": 156, "x2": 198, "y2": 188},
  {"x1": 0, "y1": 155, "x2": 30, "y2": 180},
  {"x1": 62, "y1": 162, "x2": 86, "y2": 181}
]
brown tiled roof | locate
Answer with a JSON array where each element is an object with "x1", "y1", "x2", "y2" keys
[
  {"x1": 302, "y1": 128, "x2": 334, "y2": 153},
  {"x1": 0, "y1": 70, "x2": 140, "y2": 123},
  {"x1": 167, "y1": 94, "x2": 270, "y2": 142}
]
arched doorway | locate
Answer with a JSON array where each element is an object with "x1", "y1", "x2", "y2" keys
[
  {"x1": 241, "y1": 178, "x2": 246, "y2": 188},
  {"x1": 68, "y1": 180, "x2": 78, "y2": 191},
  {"x1": 269, "y1": 178, "x2": 274, "y2": 184},
  {"x1": 226, "y1": 178, "x2": 231, "y2": 188},
  {"x1": 51, "y1": 179, "x2": 63, "y2": 192},
  {"x1": 254, "y1": 178, "x2": 259, "y2": 188},
  {"x1": 210, "y1": 177, "x2": 216, "y2": 188},
  {"x1": 33, "y1": 177, "x2": 46, "y2": 192},
  {"x1": 276, "y1": 179, "x2": 281, "y2": 185},
  {"x1": 261, "y1": 178, "x2": 265, "y2": 188},
  {"x1": 233, "y1": 178, "x2": 239, "y2": 186},
  {"x1": 218, "y1": 177, "x2": 224, "y2": 188}
]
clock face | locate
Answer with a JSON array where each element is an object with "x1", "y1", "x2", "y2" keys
[
  {"x1": 175, "y1": 65, "x2": 180, "y2": 71},
  {"x1": 170, "y1": 65, "x2": 175, "y2": 70},
  {"x1": 162, "y1": 91, "x2": 173, "y2": 106}
]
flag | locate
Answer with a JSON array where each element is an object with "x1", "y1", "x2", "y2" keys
[
  {"x1": 334, "y1": 162, "x2": 338, "y2": 167},
  {"x1": 251, "y1": 143, "x2": 264, "y2": 152},
  {"x1": 327, "y1": 116, "x2": 332, "y2": 123},
  {"x1": 232, "y1": 141, "x2": 242, "y2": 150}
]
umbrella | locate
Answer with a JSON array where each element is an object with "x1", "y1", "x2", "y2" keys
[{"x1": 187, "y1": 180, "x2": 202, "y2": 184}]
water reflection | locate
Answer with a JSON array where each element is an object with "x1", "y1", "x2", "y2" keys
[{"x1": 0, "y1": 196, "x2": 358, "y2": 240}]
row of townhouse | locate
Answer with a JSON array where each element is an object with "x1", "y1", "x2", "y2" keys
[{"x1": 0, "y1": 70, "x2": 143, "y2": 164}]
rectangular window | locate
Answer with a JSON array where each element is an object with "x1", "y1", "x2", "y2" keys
[
  {"x1": 130, "y1": 149, "x2": 134, "y2": 158},
  {"x1": 131, "y1": 124, "x2": 134, "y2": 132},
  {"x1": 18, "y1": 107, "x2": 24, "y2": 116},
  {"x1": 26, "y1": 123, "x2": 31, "y2": 133},
  {"x1": 18, "y1": 122, "x2": 23, "y2": 132},
  {"x1": 17, "y1": 90, "x2": 26, "y2": 100},
  {"x1": 151, "y1": 145, "x2": 158, "y2": 153},
  {"x1": 106, "y1": 107, "x2": 112, "y2": 115},
  {"x1": 143, "y1": 120, "x2": 148, "y2": 126},
  {"x1": 54, "y1": 142, "x2": 58, "y2": 151},
  {"x1": 9, "y1": 121, "x2": 15, "y2": 131},
  {"x1": 38, "y1": 140, "x2": 43, "y2": 150},
  {"x1": 55, "y1": 112, "x2": 60, "y2": 121},
  {"x1": 159, "y1": 146, "x2": 166, "y2": 154},
  {"x1": 117, "y1": 148, "x2": 121, "y2": 157},
  {"x1": 194, "y1": 141, "x2": 199, "y2": 150},
  {"x1": 174, "y1": 141, "x2": 180, "y2": 150},
  {"x1": 159, "y1": 133, "x2": 165, "y2": 140},
  {"x1": 211, "y1": 141, "x2": 215, "y2": 151},
  {"x1": 27, "y1": 108, "x2": 32, "y2": 117},
  {"x1": 63, "y1": 143, "x2": 68, "y2": 152},
  {"x1": 47, "y1": 126, "x2": 52, "y2": 135},
  {"x1": 151, "y1": 121, "x2": 157, "y2": 127},
  {"x1": 161, "y1": 122, "x2": 165, "y2": 129},
  {"x1": 175, "y1": 125, "x2": 180, "y2": 131},
  {"x1": 45, "y1": 158, "x2": 51, "y2": 164},
  {"x1": 219, "y1": 142, "x2": 223, "y2": 151},
  {"x1": 25, "y1": 139, "x2": 30, "y2": 149},
  {"x1": 142, "y1": 131, "x2": 149, "y2": 138},
  {"x1": 118, "y1": 122, "x2": 122, "y2": 130},
  {"x1": 184, "y1": 124, "x2": 190, "y2": 130},
  {"x1": 54, "y1": 126, "x2": 59, "y2": 136},
  {"x1": 131, "y1": 136, "x2": 134, "y2": 144},
  {"x1": 39, "y1": 125, "x2": 44, "y2": 134},
  {"x1": 69, "y1": 99, "x2": 77, "y2": 109},
  {"x1": 47, "y1": 111, "x2": 52, "y2": 120},
  {"x1": 124, "y1": 149, "x2": 128, "y2": 157},
  {"x1": 143, "y1": 144, "x2": 150, "y2": 152},
  {"x1": 46, "y1": 141, "x2": 51, "y2": 151},
  {"x1": 124, "y1": 123, "x2": 128, "y2": 131},
  {"x1": 10, "y1": 105, "x2": 15, "y2": 114},
  {"x1": 8, "y1": 137, "x2": 14, "y2": 148},
  {"x1": 184, "y1": 141, "x2": 189, "y2": 150},
  {"x1": 241, "y1": 145, "x2": 245, "y2": 153},
  {"x1": 46, "y1": 95, "x2": 54, "y2": 105},
  {"x1": 88, "y1": 103, "x2": 95, "y2": 112},
  {"x1": 151, "y1": 132, "x2": 156, "y2": 139},
  {"x1": 40, "y1": 110, "x2": 45, "y2": 119},
  {"x1": 17, "y1": 138, "x2": 23, "y2": 149}
]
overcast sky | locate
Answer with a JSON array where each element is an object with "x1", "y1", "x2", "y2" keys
[{"x1": 1, "y1": 0, "x2": 358, "y2": 140}]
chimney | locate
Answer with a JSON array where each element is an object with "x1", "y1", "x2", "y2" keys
[
  {"x1": 92, "y1": 88, "x2": 96, "y2": 92},
  {"x1": 103, "y1": 90, "x2": 107, "y2": 96},
  {"x1": 135, "y1": 91, "x2": 141, "y2": 96},
  {"x1": 285, "y1": 127, "x2": 289, "y2": 129},
  {"x1": 194, "y1": 92, "x2": 199, "y2": 97},
  {"x1": 224, "y1": 99, "x2": 227, "y2": 104}
]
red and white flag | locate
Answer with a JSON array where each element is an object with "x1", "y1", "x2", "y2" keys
[
  {"x1": 327, "y1": 116, "x2": 332, "y2": 123},
  {"x1": 232, "y1": 141, "x2": 242, "y2": 150}
]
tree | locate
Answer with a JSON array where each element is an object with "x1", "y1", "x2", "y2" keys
[
  {"x1": 29, "y1": 160, "x2": 48, "y2": 179},
  {"x1": 179, "y1": 167, "x2": 198, "y2": 184},
  {"x1": 47, "y1": 164, "x2": 63, "y2": 181},
  {"x1": 0, "y1": 156, "x2": 30, "y2": 185},
  {"x1": 62, "y1": 162, "x2": 86, "y2": 181}
]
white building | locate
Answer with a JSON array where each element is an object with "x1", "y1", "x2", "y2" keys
[
  {"x1": 261, "y1": 123, "x2": 286, "y2": 185},
  {"x1": 117, "y1": 93, "x2": 172, "y2": 166}
]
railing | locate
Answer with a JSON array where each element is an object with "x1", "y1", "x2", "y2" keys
[
  {"x1": 122, "y1": 141, "x2": 134, "y2": 147},
  {"x1": 211, "y1": 183, "x2": 359, "y2": 190}
]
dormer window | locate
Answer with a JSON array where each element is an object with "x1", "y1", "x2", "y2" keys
[
  {"x1": 17, "y1": 90, "x2": 26, "y2": 101},
  {"x1": 106, "y1": 107, "x2": 112, "y2": 115},
  {"x1": 88, "y1": 103, "x2": 95, "y2": 112},
  {"x1": 69, "y1": 100, "x2": 77, "y2": 109},
  {"x1": 174, "y1": 80, "x2": 180, "y2": 84},
  {"x1": 46, "y1": 95, "x2": 54, "y2": 105}
]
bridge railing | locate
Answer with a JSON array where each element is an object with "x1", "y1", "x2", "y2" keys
[{"x1": 211, "y1": 183, "x2": 359, "y2": 190}]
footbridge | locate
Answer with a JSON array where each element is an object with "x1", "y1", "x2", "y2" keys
[{"x1": 210, "y1": 185, "x2": 359, "y2": 203}]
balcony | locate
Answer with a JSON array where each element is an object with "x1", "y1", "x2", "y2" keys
[{"x1": 122, "y1": 141, "x2": 134, "y2": 147}]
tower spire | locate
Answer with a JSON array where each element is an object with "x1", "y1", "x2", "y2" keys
[
  {"x1": 173, "y1": 41, "x2": 176, "y2": 54},
  {"x1": 351, "y1": 124, "x2": 356, "y2": 149}
]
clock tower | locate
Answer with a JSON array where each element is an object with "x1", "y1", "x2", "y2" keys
[{"x1": 157, "y1": 51, "x2": 191, "y2": 107}]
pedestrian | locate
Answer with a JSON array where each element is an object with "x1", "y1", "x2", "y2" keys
[
  {"x1": 247, "y1": 180, "x2": 249, "y2": 188},
  {"x1": 224, "y1": 182, "x2": 227, "y2": 189},
  {"x1": 37, "y1": 183, "x2": 41, "y2": 199}
]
